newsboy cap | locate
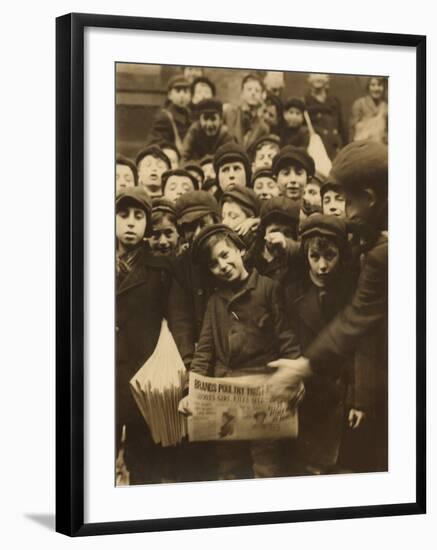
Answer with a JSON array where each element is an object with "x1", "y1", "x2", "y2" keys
[
  {"x1": 152, "y1": 197, "x2": 177, "y2": 217},
  {"x1": 167, "y1": 75, "x2": 190, "y2": 91},
  {"x1": 191, "y1": 224, "x2": 245, "y2": 264},
  {"x1": 300, "y1": 213, "x2": 347, "y2": 244},
  {"x1": 247, "y1": 134, "x2": 281, "y2": 161},
  {"x1": 116, "y1": 154, "x2": 138, "y2": 186},
  {"x1": 259, "y1": 196, "x2": 300, "y2": 227},
  {"x1": 194, "y1": 98, "x2": 223, "y2": 115},
  {"x1": 272, "y1": 145, "x2": 315, "y2": 178},
  {"x1": 213, "y1": 142, "x2": 251, "y2": 185},
  {"x1": 220, "y1": 184, "x2": 260, "y2": 217},
  {"x1": 328, "y1": 140, "x2": 388, "y2": 196},
  {"x1": 175, "y1": 190, "x2": 220, "y2": 225},
  {"x1": 115, "y1": 186, "x2": 153, "y2": 236}
]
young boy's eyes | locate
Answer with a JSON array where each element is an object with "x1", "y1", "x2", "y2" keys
[
  {"x1": 335, "y1": 194, "x2": 345, "y2": 202},
  {"x1": 134, "y1": 210, "x2": 145, "y2": 220}
]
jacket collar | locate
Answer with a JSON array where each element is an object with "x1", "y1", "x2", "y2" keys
[
  {"x1": 117, "y1": 246, "x2": 167, "y2": 295},
  {"x1": 214, "y1": 268, "x2": 259, "y2": 304}
]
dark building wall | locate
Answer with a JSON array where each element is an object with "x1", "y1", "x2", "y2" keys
[{"x1": 116, "y1": 63, "x2": 380, "y2": 160}]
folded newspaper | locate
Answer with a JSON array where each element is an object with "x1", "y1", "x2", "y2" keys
[
  {"x1": 130, "y1": 319, "x2": 187, "y2": 447},
  {"x1": 187, "y1": 372, "x2": 299, "y2": 442}
]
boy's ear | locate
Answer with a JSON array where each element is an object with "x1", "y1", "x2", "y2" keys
[{"x1": 363, "y1": 188, "x2": 378, "y2": 208}]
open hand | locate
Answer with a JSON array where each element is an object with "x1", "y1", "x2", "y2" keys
[
  {"x1": 178, "y1": 395, "x2": 193, "y2": 417},
  {"x1": 235, "y1": 217, "x2": 260, "y2": 236}
]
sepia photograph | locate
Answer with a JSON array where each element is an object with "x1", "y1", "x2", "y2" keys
[{"x1": 115, "y1": 63, "x2": 389, "y2": 486}]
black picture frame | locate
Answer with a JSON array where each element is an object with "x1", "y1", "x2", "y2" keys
[{"x1": 56, "y1": 12, "x2": 426, "y2": 537}]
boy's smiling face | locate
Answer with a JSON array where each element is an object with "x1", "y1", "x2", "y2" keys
[
  {"x1": 138, "y1": 154, "x2": 168, "y2": 198},
  {"x1": 164, "y1": 175, "x2": 195, "y2": 203},
  {"x1": 253, "y1": 143, "x2": 279, "y2": 170},
  {"x1": 116, "y1": 164, "x2": 135, "y2": 193},
  {"x1": 253, "y1": 176, "x2": 280, "y2": 201},
  {"x1": 148, "y1": 215, "x2": 179, "y2": 256},
  {"x1": 200, "y1": 112, "x2": 221, "y2": 137},
  {"x1": 322, "y1": 189, "x2": 346, "y2": 217},
  {"x1": 218, "y1": 161, "x2": 246, "y2": 191},
  {"x1": 208, "y1": 239, "x2": 247, "y2": 283},
  {"x1": 116, "y1": 206, "x2": 147, "y2": 251},
  {"x1": 277, "y1": 162, "x2": 308, "y2": 200}
]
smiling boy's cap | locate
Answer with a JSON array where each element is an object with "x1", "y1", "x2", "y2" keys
[
  {"x1": 161, "y1": 169, "x2": 199, "y2": 193},
  {"x1": 175, "y1": 190, "x2": 220, "y2": 225},
  {"x1": 191, "y1": 224, "x2": 245, "y2": 264},
  {"x1": 272, "y1": 145, "x2": 315, "y2": 178},
  {"x1": 167, "y1": 75, "x2": 190, "y2": 91},
  {"x1": 116, "y1": 187, "x2": 153, "y2": 236},
  {"x1": 135, "y1": 145, "x2": 171, "y2": 169},
  {"x1": 328, "y1": 140, "x2": 388, "y2": 195}
]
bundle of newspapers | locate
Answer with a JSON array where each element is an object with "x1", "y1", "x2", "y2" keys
[{"x1": 130, "y1": 320, "x2": 187, "y2": 447}]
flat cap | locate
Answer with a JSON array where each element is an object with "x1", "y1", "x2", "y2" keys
[
  {"x1": 191, "y1": 224, "x2": 245, "y2": 264},
  {"x1": 175, "y1": 190, "x2": 220, "y2": 225},
  {"x1": 161, "y1": 169, "x2": 199, "y2": 192},
  {"x1": 260, "y1": 196, "x2": 300, "y2": 227},
  {"x1": 136, "y1": 145, "x2": 171, "y2": 169},
  {"x1": 167, "y1": 75, "x2": 190, "y2": 91},
  {"x1": 213, "y1": 142, "x2": 251, "y2": 185},
  {"x1": 329, "y1": 140, "x2": 388, "y2": 195},
  {"x1": 194, "y1": 98, "x2": 223, "y2": 115},
  {"x1": 272, "y1": 145, "x2": 315, "y2": 178},
  {"x1": 116, "y1": 186, "x2": 153, "y2": 236},
  {"x1": 220, "y1": 184, "x2": 260, "y2": 216}
]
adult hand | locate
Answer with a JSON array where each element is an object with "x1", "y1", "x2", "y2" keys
[
  {"x1": 267, "y1": 357, "x2": 312, "y2": 401},
  {"x1": 348, "y1": 408, "x2": 366, "y2": 429}
]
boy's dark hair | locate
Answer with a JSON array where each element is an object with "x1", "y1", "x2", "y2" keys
[
  {"x1": 191, "y1": 76, "x2": 216, "y2": 97},
  {"x1": 151, "y1": 209, "x2": 178, "y2": 229},
  {"x1": 241, "y1": 73, "x2": 264, "y2": 91},
  {"x1": 265, "y1": 93, "x2": 283, "y2": 118},
  {"x1": 272, "y1": 146, "x2": 315, "y2": 178},
  {"x1": 283, "y1": 97, "x2": 306, "y2": 113},
  {"x1": 136, "y1": 145, "x2": 171, "y2": 170},
  {"x1": 116, "y1": 154, "x2": 138, "y2": 186}
]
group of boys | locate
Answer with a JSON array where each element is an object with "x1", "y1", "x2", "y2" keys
[{"x1": 115, "y1": 70, "x2": 388, "y2": 485}]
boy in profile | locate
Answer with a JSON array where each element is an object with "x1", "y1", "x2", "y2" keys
[{"x1": 269, "y1": 141, "x2": 389, "y2": 472}]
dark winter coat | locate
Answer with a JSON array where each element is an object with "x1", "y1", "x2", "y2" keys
[
  {"x1": 306, "y1": 232, "x2": 388, "y2": 470},
  {"x1": 280, "y1": 125, "x2": 310, "y2": 148},
  {"x1": 223, "y1": 103, "x2": 269, "y2": 150},
  {"x1": 167, "y1": 248, "x2": 215, "y2": 368},
  {"x1": 181, "y1": 122, "x2": 235, "y2": 162},
  {"x1": 190, "y1": 269, "x2": 300, "y2": 378},
  {"x1": 286, "y1": 274, "x2": 355, "y2": 468},
  {"x1": 116, "y1": 246, "x2": 172, "y2": 452},
  {"x1": 304, "y1": 93, "x2": 347, "y2": 160},
  {"x1": 147, "y1": 102, "x2": 192, "y2": 146}
]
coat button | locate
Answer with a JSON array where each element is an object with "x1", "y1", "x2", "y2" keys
[
  {"x1": 317, "y1": 113, "x2": 322, "y2": 119},
  {"x1": 115, "y1": 326, "x2": 119, "y2": 332},
  {"x1": 197, "y1": 289, "x2": 203, "y2": 296},
  {"x1": 323, "y1": 129, "x2": 328, "y2": 135},
  {"x1": 333, "y1": 128, "x2": 338, "y2": 135}
]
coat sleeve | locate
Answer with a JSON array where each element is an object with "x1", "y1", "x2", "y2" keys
[
  {"x1": 269, "y1": 281, "x2": 301, "y2": 360},
  {"x1": 181, "y1": 122, "x2": 198, "y2": 162},
  {"x1": 189, "y1": 298, "x2": 216, "y2": 377},
  {"x1": 306, "y1": 242, "x2": 388, "y2": 371},
  {"x1": 167, "y1": 274, "x2": 196, "y2": 368},
  {"x1": 147, "y1": 109, "x2": 174, "y2": 144}
]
